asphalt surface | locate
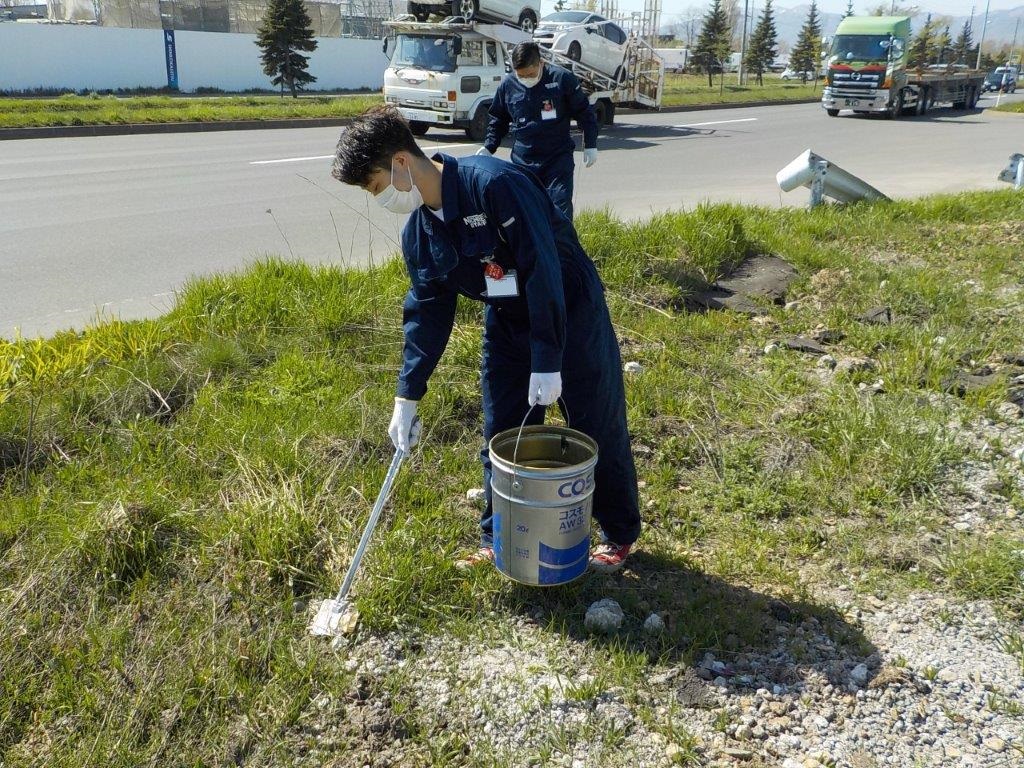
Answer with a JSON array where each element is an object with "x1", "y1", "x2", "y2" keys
[{"x1": 3, "y1": 92, "x2": 1023, "y2": 339}]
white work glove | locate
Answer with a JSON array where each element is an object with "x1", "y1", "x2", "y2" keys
[
  {"x1": 476, "y1": 146, "x2": 493, "y2": 156},
  {"x1": 583, "y1": 148, "x2": 598, "y2": 168},
  {"x1": 388, "y1": 397, "x2": 421, "y2": 452},
  {"x1": 528, "y1": 372, "x2": 562, "y2": 407}
]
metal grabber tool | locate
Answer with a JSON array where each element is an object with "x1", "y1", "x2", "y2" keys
[{"x1": 309, "y1": 442, "x2": 410, "y2": 640}]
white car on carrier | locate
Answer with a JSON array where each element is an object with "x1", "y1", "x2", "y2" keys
[
  {"x1": 406, "y1": 0, "x2": 539, "y2": 31},
  {"x1": 532, "y1": 11, "x2": 630, "y2": 82}
]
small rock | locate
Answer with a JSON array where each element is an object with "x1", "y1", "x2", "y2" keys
[
  {"x1": 983, "y1": 737, "x2": 1006, "y2": 753},
  {"x1": 953, "y1": 521, "x2": 973, "y2": 531},
  {"x1": 850, "y1": 663, "x2": 869, "y2": 686},
  {"x1": 713, "y1": 676, "x2": 729, "y2": 688},
  {"x1": 584, "y1": 599, "x2": 624, "y2": 634},
  {"x1": 466, "y1": 488, "x2": 486, "y2": 502},
  {"x1": 782, "y1": 759, "x2": 804, "y2": 768},
  {"x1": 858, "y1": 306, "x2": 893, "y2": 325},
  {"x1": 934, "y1": 336, "x2": 947, "y2": 345},
  {"x1": 782, "y1": 336, "x2": 827, "y2": 356},
  {"x1": 623, "y1": 361, "x2": 643, "y2": 374},
  {"x1": 764, "y1": 342, "x2": 780, "y2": 355},
  {"x1": 996, "y1": 402, "x2": 1022, "y2": 421},
  {"x1": 644, "y1": 613, "x2": 666, "y2": 635},
  {"x1": 784, "y1": 301, "x2": 801, "y2": 311},
  {"x1": 835, "y1": 357, "x2": 878, "y2": 376},
  {"x1": 666, "y1": 743, "x2": 685, "y2": 762},
  {"x1": 817, "y1": 355, "x2": 837, "y2": 370},
  {"x1": 811, "y1": 328, "x2": 846, "y2": 344},
  {"x1": 721, "y1": 747, "x2": 754, "y2": 759}
]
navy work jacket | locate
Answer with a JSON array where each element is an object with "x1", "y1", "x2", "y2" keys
[
  {"x1": 483, "y1": 63, "x2": 598, "y2": 170},
  {"x1": 396, "y1": 153, "x2": 601, "y2": 401}
]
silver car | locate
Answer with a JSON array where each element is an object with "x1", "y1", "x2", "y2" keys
[{"x1": 407, "y1": 0, "x2": 539, "y2": 32}]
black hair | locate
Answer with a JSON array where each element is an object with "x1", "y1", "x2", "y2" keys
[
  {"x1": 511, "y1": 42, "x2": 541, "y2": 70},
  {"x1": 331, "y1": 105, "x2": 427, "y2": 187}
]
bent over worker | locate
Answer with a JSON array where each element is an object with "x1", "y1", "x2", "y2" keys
[
  {"x1": 477, "y1": 42, "x2": 598, "y2": 220},
  {"x1": 331, "y1": 107, "x2": 640, "y2": 573}
]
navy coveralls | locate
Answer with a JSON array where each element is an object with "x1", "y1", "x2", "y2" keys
[
  {"x1": 397, "y1": 153, "x2": 641, "y2": 548},
  {"x1": 483, "y1": 63, "x2": 598, "y2": 220}
]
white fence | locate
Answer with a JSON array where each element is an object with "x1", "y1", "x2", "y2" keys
[{"x1": 0, "y1": 23, "x2": 389, "y2": 92}]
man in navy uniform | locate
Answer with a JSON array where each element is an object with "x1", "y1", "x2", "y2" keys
[
  {"x1": 331, "y1": 107, "x2": 639, "y2": 573},
  {"x1": 477, "y1": 42, "x2": 598, "y2": 219}
]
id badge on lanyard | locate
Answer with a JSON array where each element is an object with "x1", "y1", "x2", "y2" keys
[{"x1": 483, "y1": 262, "x2": 519, "y2": 298}]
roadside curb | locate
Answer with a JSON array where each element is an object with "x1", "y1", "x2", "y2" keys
[
  {"x1": 984, "y1": 107, "x2": 1024, "y2": 118},
  {"x1": 0, "y1": 116, "x2": 357, "y2": 141},
  {"x1": 0, "y1": 98, "x2": 824, "y2": 140},
  {"x1": 619, "y1": 97, "x2": 821, "y2": 115}
]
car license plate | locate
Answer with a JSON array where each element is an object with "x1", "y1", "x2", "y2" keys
[
  {"x1": 844, "y1": 98, "x2": 860, "y2": 106},
  {"x1": 398, "y1": 108, "x2": 438, "y2": 124}
]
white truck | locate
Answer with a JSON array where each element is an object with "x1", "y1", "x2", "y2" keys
[{"x1": 382, "y1": 16, "x2": 663, "y2": 140}]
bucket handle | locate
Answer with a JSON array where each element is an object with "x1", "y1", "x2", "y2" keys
[{"x1": 511, "y1": 398, "x2": 571, "y2": 492}]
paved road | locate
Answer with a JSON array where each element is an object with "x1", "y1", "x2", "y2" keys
[{"x1": 3, "y1": 93, "x2": 1023, "y2": 339}]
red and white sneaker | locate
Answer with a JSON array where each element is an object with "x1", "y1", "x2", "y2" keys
[
  {"x1": 589, "y1": 542, "x2": 632, "y2": 574},
  {"x1": 455, "y1": 546, "x2": 494, "y2": 571}
]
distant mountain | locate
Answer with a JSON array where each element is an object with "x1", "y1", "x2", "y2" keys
[{"x1": 662, "y1": 4, "x2": 1024, "y2": 53}]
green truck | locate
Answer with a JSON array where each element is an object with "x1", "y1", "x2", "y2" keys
[{"x1": 821, "y1": 16, "x2": 986, "y2": 118}]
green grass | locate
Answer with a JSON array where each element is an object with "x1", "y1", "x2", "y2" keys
[
  {"x1": 661, "y1": 72, "x2": 822, "y2": 106},
  {"x1": 2, "y1": 191, "x2": 1024, "y2": 765},
  {"x1": 992, "y1": 100, "x2": 1024, "y2": 114},
  {"x1": 0, "y1": 74, "x2": 819, "y2": 129},
  {"x1": 0, "y1": 93, "x2": 382, "y2": 128}
]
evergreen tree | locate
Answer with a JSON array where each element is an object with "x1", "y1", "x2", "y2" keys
[
  {"x1": 933, "y1": 24, "x2": 952, "y2": 64},
  {"x1": 790, "y1": 1, "x2": 822, "y2": 83},
  {"x1": 746, "y1": 0, "x2": 778, "y2": 86},
  {"x1": 256, "y1": 0, "x2": 318, "y2": 98},
  {"x1": 694, "y1": 0, "x2": 732, "y2": 86},
  {"x1": 952, "y1": 20, "x2": 973, "y2": 65},
  {"x1": 907, "y1": 13, "x2": 934, "y2": 69}
]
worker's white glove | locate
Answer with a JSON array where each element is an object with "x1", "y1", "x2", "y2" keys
[
  {"x1": 476, "y1": 146, "x2": 493, "y2": 156},
  {"x1": 528, "y1": 372, "x2": 562, "y2": 407},
  {"x1": 583, "y1": 148, "x2": 598, "y2": 168},
  {"x1": 388, "y1": 397, "x2": 421, "y2": 452}
]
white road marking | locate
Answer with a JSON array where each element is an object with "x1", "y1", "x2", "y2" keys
[
  {"x1": 672, "y1": 118, "x2": 759, "y2": 128},
  {"x1": 250, "y1": 143, "x2": 469, "y2": 165}
]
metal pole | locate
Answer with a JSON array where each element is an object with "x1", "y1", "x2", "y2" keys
[
  {"x1": 1016, "y1": 157, "x2": 1024, "y2": 191},
  {"x1": 975, "y1": 0, "x2": 990, "y2": 70},
  {"x1": 739, "y1": 0, "x2": 749, "y2": 85},
  {"x1": 1010, "y1": 19, "x2": 1020, "y2": 68}
]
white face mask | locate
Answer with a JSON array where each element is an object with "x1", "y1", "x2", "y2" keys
[
  {"x1": 516, "y1": 67, "x2": 542, "y2": 88},
  {"x1": 375, "y1": 159, "x2": 423, "y2": 214}
]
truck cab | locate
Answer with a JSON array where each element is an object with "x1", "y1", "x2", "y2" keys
[
  {"x1": 822, "y1": 16, "x2": 908, "y2": 116},
  {"x1": 822, "y1": 15, "x2": 983, "y2": 118},
  {"x1": 383, "y1": 19, "x2": 528, "y2": 140}
]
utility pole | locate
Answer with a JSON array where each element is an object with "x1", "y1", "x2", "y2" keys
[
  {"x1": 975, "y1": 0, "x2": 990, "y2": 70},
  {"x1": 1010, "y1": 18, "x2": 1020, "y2": 67},
  {"x1": 739, "y1": 0, "x2": 750, "y2": 85}
]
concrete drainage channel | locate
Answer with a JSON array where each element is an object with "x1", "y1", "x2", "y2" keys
[{"x1": 0, "y1": 99, "x2": 822, "y2": 141}]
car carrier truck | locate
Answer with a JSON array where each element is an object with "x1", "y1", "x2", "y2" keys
[
  {"x1": 821, "y1": 16, "x2": 985, "y2": 118},
  {"x1": 382, "y1": 16, "x2": 663, "y2": 140}
]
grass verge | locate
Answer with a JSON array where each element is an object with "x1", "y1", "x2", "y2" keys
[
  {"x1": 0, "y1": 75, "x2": 820, "y2": 129},
  {"x1": 2, "y1": 191, "x2": 1024, "y2": 765},
  {"x1": 992, "y1": 99, "x2": 1024, "y2": 114}
]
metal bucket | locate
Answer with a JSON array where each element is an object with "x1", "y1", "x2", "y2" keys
[{"x1": 489, "y1": 424, "x2": 598, "y2": 586}]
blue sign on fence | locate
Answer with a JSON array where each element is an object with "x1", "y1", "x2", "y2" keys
[{"x1": 163, "y1": 29, "x2": 179, "y2": 90}]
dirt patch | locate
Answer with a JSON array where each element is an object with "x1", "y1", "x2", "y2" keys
[{"x1": 685, "y1": 255, "x2": 800, "y2": 316}]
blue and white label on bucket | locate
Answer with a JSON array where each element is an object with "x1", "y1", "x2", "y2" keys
[
  {"x1": 556, "y1": 474, "x2": 594, "y2": 499},
  {"x1": 538, "y1": 553, "x2": 588, "y2": 585},
  {"x1": 558, "y1": 505, "x2": 587, "y2": 534},
  {"x1": 539, "y1": 536, "x2": 590, "y2": 567}
]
